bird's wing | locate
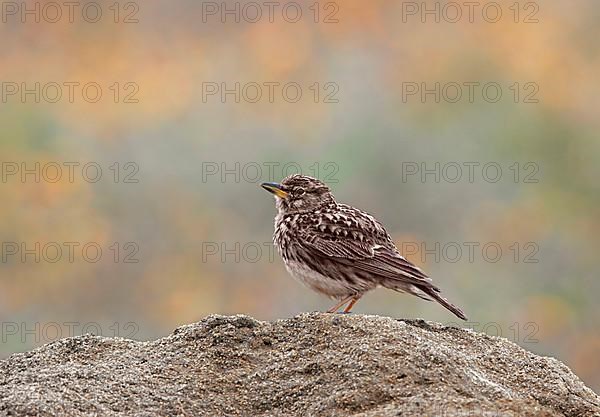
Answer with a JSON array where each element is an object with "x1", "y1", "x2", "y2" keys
[
  {"x1": 296, "y1": 205, "x2": 468, "y2": 320},
  {"x1": 298, "y1": 206, "x2": 431, "y2": 285}
]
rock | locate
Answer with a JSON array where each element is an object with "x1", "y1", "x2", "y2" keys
[{"x1": 0, "y1": 313, "x2": 598, "y2": 416}]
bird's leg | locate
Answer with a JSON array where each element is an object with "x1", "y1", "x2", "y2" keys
[
  {"x1": 326, "y1": 295, "x2": 354, "y2": 313},
  {"x1": 342, "y1": 295, "x2": 361, "y2": 314}
]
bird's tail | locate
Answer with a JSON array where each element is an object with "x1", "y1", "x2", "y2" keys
[{"x1": 419, "y1": 285, "x2": 468, "y2": 321}]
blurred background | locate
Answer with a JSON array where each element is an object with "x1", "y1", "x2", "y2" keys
[{"x1": 1, "y1": 0, "x2": 599, "y2": 392}]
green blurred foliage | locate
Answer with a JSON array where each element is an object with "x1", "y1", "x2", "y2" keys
[{"x1": 0, "y1": 0, "x2": 599, "y2": 392}]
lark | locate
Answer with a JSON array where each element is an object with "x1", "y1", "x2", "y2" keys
[{"x1": 261, "y1": 174, "x2": 467, "y2": 320}]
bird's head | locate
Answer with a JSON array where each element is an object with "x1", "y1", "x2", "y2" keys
[{"x1": 261, "y1": 174, "x2": 335, "y2": 214}]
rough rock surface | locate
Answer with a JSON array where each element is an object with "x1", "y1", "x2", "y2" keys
[{"x1": 0, "y1": 313, "x2": 598, "y2": 416}]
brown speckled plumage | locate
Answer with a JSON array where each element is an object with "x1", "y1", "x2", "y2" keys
[{"x1": 261, "y1": 174, "x2": 467, "y2": 320}]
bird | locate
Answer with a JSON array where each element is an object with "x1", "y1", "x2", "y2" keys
[{"x1": 261, "y1": 174, "x2": 467, "y2": 320}]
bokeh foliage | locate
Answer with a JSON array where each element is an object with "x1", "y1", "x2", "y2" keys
[{"x1": 0, "y1": 0, "x2": 598, "y2": 392}]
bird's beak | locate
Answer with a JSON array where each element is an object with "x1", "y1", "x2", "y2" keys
[{"x1": 261, "y1": 182, "x2": 289, "y2": 199}]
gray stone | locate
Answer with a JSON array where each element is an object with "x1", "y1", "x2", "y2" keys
[{"x1": 0, "y1": 313, "x2": 598, "y2": 416}]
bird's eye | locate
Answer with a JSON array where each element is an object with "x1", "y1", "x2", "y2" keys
[{"x1": 294, "y1": 188, "x2": 305, "y2": 196}]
